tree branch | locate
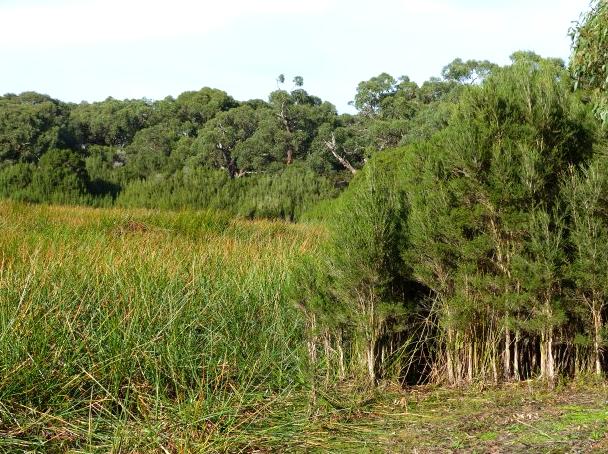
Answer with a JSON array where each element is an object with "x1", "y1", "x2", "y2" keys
[{"x1": 324, "y1": 133, "x2": 357, "y2": 175}]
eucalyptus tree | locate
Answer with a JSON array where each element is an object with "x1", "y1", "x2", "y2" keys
[
  {"x1": 191, "y1": 105, "x2": 259, "y2": 178},
  {"x1": 266, "y1": 86, "x2": 338, "y2": 167},
  {"x1": 0, "y1": 92, "x2": 70, "y2": 163},
  {"x1": 441, "y1": 58, "x2": 498, "y2": 85},
  {"x1": 570, "y1": 0, "x2": 608, "y2": 124},
  {"x1": 120, "y1": 122, "x2": 181, "y2": 180},
  {"x1": 69, "y1": 98, "x2": 156, "y2": 148},
  {"x1": 174, "y1": 87, "x2": 238, "y2": 136}
]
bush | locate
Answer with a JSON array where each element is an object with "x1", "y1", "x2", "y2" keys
[
  {"x1": 30, "y1": 149, "x2": 90, "y2": 203},
  {"x1": 0, "y1": 163, "x2": 34, "y2": 200},
  {"x1": 116, "y1": 164, "x2": 338, "y2": 220}
]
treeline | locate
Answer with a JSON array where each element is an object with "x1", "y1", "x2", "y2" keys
[
  {"x1": 295, "y1": 44, "x2": 608, "y2": 385},
  {"x1": 293, "y1": 3, "x2": 608, "y2": 386},
  {"x1": 1, "y1": 59, "x2": 494, "y2": 219}
]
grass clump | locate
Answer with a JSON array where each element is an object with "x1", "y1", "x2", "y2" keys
[{"x1": 0, "y1": 201, "x2": 323, "y2": 451}]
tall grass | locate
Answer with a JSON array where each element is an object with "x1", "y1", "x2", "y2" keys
[{"x1": 0, "y1": 201, "x2": 324, "y2": 451}]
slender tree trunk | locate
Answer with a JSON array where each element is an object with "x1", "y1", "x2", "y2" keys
[
  {"x1": 513, "y1": 330, "x2": 520, "y2": 380},
  {"x1": 324, "y1": 133, "x2": 357, "y2": 174},
  {"x1": 539, "y1": 295, "x2": 555, "y2": 382},
  {"x1": 547, "y1": 331, "x2": 555, "y2": 382},
  {"x1": 467, "y1": 341, "x2": 474, "y2": 383},
  {"x1": 540, "y1": 330, "x2": 555, "y2": 382},
  {"x1": 446, "y1": 327, "x2": 455, "y2": 385},
  {"x1": 503, "y1": 323, "x2": 511, "y2": 381},
  {"x1": 473, "y1": 341, "x2": 479, "y2": 381},
  {"x1": 286, "y1": 148, "x2": 293, "y2": 165},
  {"x1": 540, "y1": 332, "x2": 546, "y2": 379},
  {"x1": 362, "y1": 295, "x2": 378, "y2": 384},
  {"x1": 593, "y1": 305, "x2": 602, "y2": 376},
  {"x1": 366, "y1": 342, "x2": 375, "y2": 383},
  {"x1": 531, "y1": 341, "x2": 537, "y2": 377}
]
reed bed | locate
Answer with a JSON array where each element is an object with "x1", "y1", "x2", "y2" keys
[{"x1": 0, "y1": 201, "x2": 323, "y2": 452}]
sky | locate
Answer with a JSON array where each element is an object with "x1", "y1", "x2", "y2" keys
[{"x1": 0, "y1": 0, "x2": 592, "y2": 112}]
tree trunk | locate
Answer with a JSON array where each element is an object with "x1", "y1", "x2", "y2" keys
[
  {"x1": 366, "y1": 342, "x2": 375, "y2": 383},
  {"x1": 324, "y1": 133, "x2": 357, "y2": 174},
  {"x1": 446, "y1": 328, "x2": 455, "y2": 385},
  {"x1": 540, "y1": 333, "x2": 546, "y2": 378},
  {"x1": 467, "y1": 341, "x2": 473, "y2": 383},
  {"x1": 286, "y1": 148, "x2": 293, "y2": 165},
  {"x1": 547, "y1": 331, "x2": 555, "y2": 382},
  {"x1": 337, "y1": 343, "x2": 345, "y2": 380},
  {"x1": 323, "y1": 333, "x2": 331, "y2": 382},
  {"x1": 503, "y1": 324, "x2": 511, "y2": 381},
  {"x1": 593, "y1": 305, "x2": 602, "y2": 376},
  {"x1": 228, "y1": 158, "x2": 239, "y2": 179},
  {"x1": 540, "y1": 330, "x2": 555, "y2": 382},
  {"x1": 361, "y1": 295, "x2": 378, "y2": 384},
  {"x1": 513, "y1": 330, "x2": 520, "y2": 380}
]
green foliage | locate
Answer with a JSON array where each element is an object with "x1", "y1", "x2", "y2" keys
[
  {"x1": 562, "y1": 155, "x2": 608, "y2": 373},
  {"x1": 570, "y1": 0, "x2": 608, "y2": 124},
  {"x1": 441, "y1": 58, "x2": 498, "y2": 85},
  {"x1": 69, "y1": 98, "x2": 156, "y2": 147},
  {"x1": 0, "y1": 92, "x2": 70, "y2": 162},
  {"x1": 192, "y1": 105, "x2": 260, "y2": 178},
  {"x1": 0, "y1": 162, "x2": 34, "y2": 200},
  {"x1": 403, "y1": 54, "x2": 598, "y2": 382},
  {"x1": 353, "y1": 73, "x2": 398, "y2": 117},
  {"x1": 174, "y1": 87, "x2": 238, "y2": 135},
  {"x1": 294, "y1": 151, "x2": 415, "y2": 382},
  {"x1": 116, "y1": 164, "x2": 336, "y2": 221},
  {"x1": 0, "y1": 201, "x2": 314, "y2": 451},
  {"x1": 121, "y1": 122, "x2": 181, "y2": 179},
  {"x1": 0, "y1": 54, "x2": 504, "y2": 218},
  {"x1": 30, "y1": 149, "x2": 90, "y2": 203}
]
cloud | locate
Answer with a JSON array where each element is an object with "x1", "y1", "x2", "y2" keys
[{"x1": 0, "y1": 0, "x2": 332, "y2": 48}]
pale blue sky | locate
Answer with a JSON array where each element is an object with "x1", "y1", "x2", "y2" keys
[{"x1": 0, "y1": 0, "x2": 591, "y2": 112}]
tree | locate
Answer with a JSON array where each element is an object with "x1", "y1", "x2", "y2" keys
[
  {"x1": 192, "y1": 105, "x2": 259, "y2": 178},
  {"x1": 512, "y1": 210, "x2": 565, "y2": 382},
  {"x1": 174, "y1": 87, "x2": 238, "y2": 136},
  {"x1": 268, "y1": 88, "x2": 336, "y2": 165},
  {"x1": 564, "y1": 159, "x2": 608, "y2": 376},
  {"x1": 30, "y1": 149, "x2": 90, "y2": 202},
  {"x1": 403, "y1": 54, "x2": 597, "y2": 383},
  {"x1": 0, "y1": 162, "x2": 34, "y2": 199},
  {"x1": 307, "y1": 116, "x2": 364, "y2": 175},
  {"x1": 69, "y1": 98, "x2": 156, "y2": 148},
  {"x1": 570, "y1": 0, "x2": 608, "y2": 124},
  {"x1": 319, "y1": 157, "x2": 408, "y2": 382},
  {"x1": 352, "y1": 73, "x2": 397, "y2": 117},
  {"x1": 276, "y1": 73, "x2": 285, "y2": 88},
  {"x1": 441, "y1": 58, "x2": 498, "y2": 85},
  {"x1": 121, "y1": 123, "x2": 180, "y2": 179},
  {"x1": 0, "y1": 92, "x2": 70, "y2": 163}
]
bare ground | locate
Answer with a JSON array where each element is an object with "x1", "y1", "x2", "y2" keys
[{"x1": 279, "y1": 380, "x2": 608, "y2": 453}]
